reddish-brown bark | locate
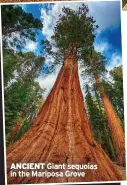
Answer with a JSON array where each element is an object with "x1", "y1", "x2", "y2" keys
[
  {"x1": 9, "y1": 122, "x2": 22, "y2": 144},
  {"x1": 6, "y1": 55, "x2": 122, "y2": 184},
  {"x1": 95, "y1": 75, "x2": 125, "y2": 167}
]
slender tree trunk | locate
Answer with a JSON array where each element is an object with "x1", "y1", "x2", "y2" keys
[
  {"x1": 6, "y1": 54, "x2": 122, "y2": 184},
  {"x1": 95, "y1": 75, "x2": 125, "y2": 167}
]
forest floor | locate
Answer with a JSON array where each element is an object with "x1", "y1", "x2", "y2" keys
[{"x1": 114, "y1": 163, "x2": 126, "y2": 180}]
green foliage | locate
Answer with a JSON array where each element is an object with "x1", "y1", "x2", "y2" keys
[
  {"x1": 3, "y1": 49, "x2": 20, "y2": 86},
  {"x1": 3, "y1": 49, "x2": 45, "y2": 87},
  {"x1": 2, "y1": 5, "x2": 43, "y2": 49},
  {"x1": 83, "y1": 49, "x2": 124, "y2": 149},
  {"x1": 14, "y1": 94, "x2": 44, "y2": 142},
  {"x1": 82, "y1": 50, "x2": 124, "y2": 129},
  {"x1": 81, "y1": 50, "x2": 107, "y2": 82},
  {"x1": 85, "y1": 86, "x2": 116, "y2": 160},
  {"x1": 3, "y1": 50, "x2": 45, "y2": 146},
  {"x1": 2, "y1": 5, "x2": 45, "y2": 146},
  {"x1": 102, "y1": 66, "x2": 124, "y2": 128},
  {"x1": 44, "y1": 4, "x2": 98, "y2": 69}
]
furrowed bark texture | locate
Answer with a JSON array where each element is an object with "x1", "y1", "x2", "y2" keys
[
  {"x1": 7, "y1": 55, "x2": 122, "y2": 184},
  {"x1": 95, "y1": 75, "x2": 125, "y2": 167}
]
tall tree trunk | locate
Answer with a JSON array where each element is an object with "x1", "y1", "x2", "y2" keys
[
  {"x1": 94, "y1": 89, "x2": 116, "y2": 160},
  {"x1": 95, "y1": 75, "x2": 125, "y2": 167},
  {"x1": 7, "y1": 54, "x2": 122, "y2": 184}
]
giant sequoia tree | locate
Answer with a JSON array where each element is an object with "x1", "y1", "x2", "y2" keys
[
  {"x1": 7, "y1": 5, "x2": 122, "y2": 183},
  {"x1": 85, "y1": 50, "x2": 125, "y2": 166},
  {"x1": 85, "y1": 86, "x2": 116, "y2": 160}
]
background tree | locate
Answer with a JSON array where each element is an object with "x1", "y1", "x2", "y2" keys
[
  {"x1": 4, "y1": 50, "x2": 45, "y2": 146},
  {"x1": 82, "y1": 50, "x2": 125, "y2": 166},
  {"x1": 13, "y1": 95, "x2": 44, "y2": 143},
  {"x1": 85, "y1": 85, "x2": 116, "y2": 160},
  {"x1": 102, "y1": 66, "x2": 124, "y2": 128},
  {"x1": 2, "y1": 5, "x2": 43, "y2": 49},
  {"x1": 2, "y1": 4, "x2": 45, "y2": 145}
]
